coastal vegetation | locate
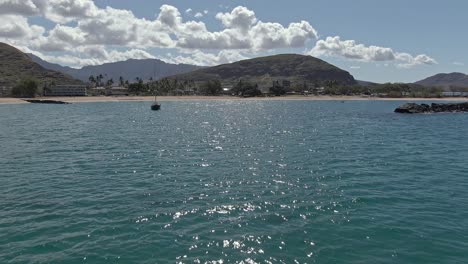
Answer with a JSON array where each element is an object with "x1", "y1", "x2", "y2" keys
[
  {"x1": 231, "y1": 81, "x2": 262, "y2": 97},
  {"x1": 199, "y1": 80, "x2": 222, "y2": 95},
  {"x1": 11, "y1": 79, "x2": 39, "y2": 98},
  {"x1": 319, "y1": 82, "x2": 443, "y2": 98},
  {"x1": 83, "y1": 73, "x2": 446, "y2": 98}
]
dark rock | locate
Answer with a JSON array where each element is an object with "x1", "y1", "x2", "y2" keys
[
  {"x1": 24, "y1": 99, "x2": 70, "y2": 104},
  {"x1": 395, "y1": 102, "x2": 468, "y2": 113},
  {"x1": 394, "y1": 103, "x2": 428, "y2": 113}
]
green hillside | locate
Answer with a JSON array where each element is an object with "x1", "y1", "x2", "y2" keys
[
  {"x1": 0, "y1": 42, "x2": 82, "y2": 87},
  {"x1": 169, "y1": 54, "x2": 357, "y2": 87}
]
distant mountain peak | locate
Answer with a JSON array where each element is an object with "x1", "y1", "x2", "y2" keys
[
  {"x1": 28, "y1": 54, "x2": 202, "y2": 82},
  {"x1": 169, "y1": 53, "x2": 357, "y2": 86},
  {"x1": 416, "y1": 72, "x2": 468, "y2": 88}
]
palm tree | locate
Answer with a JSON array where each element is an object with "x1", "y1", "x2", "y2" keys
[{"x1": 96, "y1": 74, "x2": 104, "y2": 87}]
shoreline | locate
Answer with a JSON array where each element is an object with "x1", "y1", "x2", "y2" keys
[{"x1": 1, "y1": 95, "x2": 468, "y2": 104}]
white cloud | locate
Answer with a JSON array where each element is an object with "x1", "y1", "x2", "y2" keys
[
  {"x1": 453, "y1": 61, "x2": 464, "y2": 66},
  {"x1": 395, "y1": 53, "x2": 437, "y2": 68},
  {"x1": 0, "y1": 0, "x2": 98, "y2": 23},
  {"x1": 0, "y1": 0, "x2": 42, "y2": 16},
  {"x1": 216, "y1": 6, "x2": 257, "y2": 33},
  {"x1": 251, "y1": 20, "x2": 317, "y2": 50},
  {"x1": 310, "y1": 36, "x2": 437, "y2": 68},
  {"x1": 179, "y1": 7, "x2": 318, "y2": 51},
  {"x1": 32, "y1": 24, "x2": 86, "y2": 51},
  {"x1": 44, "y1": 0, "x2": 98, "y2": 23},
  {"x1": 0, "y1": 3, "x2": 318, "y2": 54},
  {"x1": 350, "y1": 66, "x2": 361, "y2": 69},
  {"x1": 0, "y1": 2, "x2": 435, "y2": 71},
  {"x1": 0, "y1": 14, "x2": 44, "y2": 39},
  {"x1": 157, "y1": 4, "x2": 182, "y2": 29},
  {"x1": 310, "y1": 36, "x2": 395, "y2": 61},
  {"x1": 34, "y1": 47, "x2": 155, "y2": 68},
  {"x1": 163, "y1": 50, "x2": 248, "y2": 66}
]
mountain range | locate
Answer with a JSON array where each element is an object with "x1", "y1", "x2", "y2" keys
[
  {"x1": 0, "y1": 43, "x2": 81, "y2": 87},
  {"x1": 3, "y1": 41, "x2": 467, "y2": 90},
  {"x1": 28, "y1": 54, "x2": 202, "y2": 83},
  {"x1": 169, "y1": 54, "x2": 357, "y2": 87}
]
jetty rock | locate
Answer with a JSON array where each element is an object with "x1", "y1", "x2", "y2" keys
[
  {"x1": 24, "y1": 99, "x2": 70, "y2": 104},
  {"x1": 395, "y1": 102, "x2": 468, "y2": 113}
]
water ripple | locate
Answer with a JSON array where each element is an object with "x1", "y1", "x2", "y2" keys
[{"x1": 1, "y1": 101, "x2": 468, "y2": 263}]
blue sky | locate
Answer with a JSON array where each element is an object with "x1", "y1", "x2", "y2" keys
[{"x1": 1, "y1": 0, "x2": 467, "y2": 83}]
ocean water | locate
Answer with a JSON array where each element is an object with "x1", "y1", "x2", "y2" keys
[{"x1": 1, "y1": 100, "x2": 468, "y2": 263}]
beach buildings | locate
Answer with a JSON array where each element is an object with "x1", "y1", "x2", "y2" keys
[
  {"x1": 442, "y1": 91, "x2": 468, "y2": 97},
  {"x1": 89, "y1": 85, "x2": 129, "y2": 96},
  {"x1": 0, "y1": 86, "x2": 12, "y2": 97},
  {"x1": 44, "y1": 85, "x2": 87, "y2": 96}
]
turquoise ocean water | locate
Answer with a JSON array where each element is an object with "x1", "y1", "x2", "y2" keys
[{"x1": 1, "y1": 100, "x2": 468, "y2": 263}]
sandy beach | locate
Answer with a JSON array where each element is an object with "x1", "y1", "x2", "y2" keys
[{"x1": 1, "y1": 95, "x2": 468, "y2": 104}]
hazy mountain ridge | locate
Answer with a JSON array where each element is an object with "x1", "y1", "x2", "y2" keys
[
  {"x1": 169, "y1": 54, "x2": 357, "y2": 87},
  {"x1": 0, "y1": 43, "x2": 81, "y2": 86},
  {"x1": 415, "y1": 72, "x2": 468, "y2": 88},
  {"x1": 28, "y1": 54, "x2": 203, "y2": 82}
]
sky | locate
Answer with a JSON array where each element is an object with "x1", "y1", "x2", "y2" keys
[{"x1": 0, "y1": 0, "x2": 467, "y2": 83}]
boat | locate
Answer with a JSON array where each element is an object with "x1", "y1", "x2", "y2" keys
[{"x1": 151, "y1": 95, "x2": 161, "y2": 110}]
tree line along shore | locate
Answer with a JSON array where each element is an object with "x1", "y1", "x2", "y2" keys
[{"x1": 4, "y1": 75, "x2": 468, "y2": 99}]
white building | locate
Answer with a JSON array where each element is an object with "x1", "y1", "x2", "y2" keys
[
  {"x1": 44, "y1": 85, "x2": 87, "y2": 96},
  {"x1": 442, "y1": 91, "x2": 468, "y2": 97},
  {"x1": 107, "y1": 86, "x2": 129, "y2": 96},
  {"x1": 90, "y1": 86, "x2": 128, "y2": 96},
  {"x1": 0, "y1": 86, "x2": 12, "y2": 97}
]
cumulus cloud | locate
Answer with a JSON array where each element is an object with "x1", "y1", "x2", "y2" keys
[
  {"x1": 310, "y1": 36, "x2": 437, "y2": 67},
  {"x1": 251, "y1": 21, "x2": 318, "y2": 50},
  {"x1": 178, "y1": 6, "x2": 318, "y2": 51},
  {"x1": 0, "y1": 1, "x2": 435, "y2": 70},
  {"x1": 33, "y1": 47, "x2": 155, "y2": 68},
  {"x1": 44, "y1": 0, "x2": 98, "y2": 23},
  {"x1": 163, "y1": 50, "x2": 249, "y2": 66},
  {"x1": 0, "y1": 14, "x2": 44, "y2": 39},
  {"x1": 0, "y1": 0, "x2": 98, "y2": 23},
  {"x1": 216, "y1": 6, "x2": 257, "y2": 32},
  {"x1": 0, "y1": 0, "x2": 42, "y2": 16},
  {"x1": 0, "y1": 3, "x2": 317, "y2": 54},
  {"x1": 32, "y1": 24, "x2": 86, "y2": 51},
  {"x1": 395, "y1": 53, "x2": 437, "y2": 68},
  {"x1": 310, "y1": 36, "x2": 395, "y2": 61}
]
